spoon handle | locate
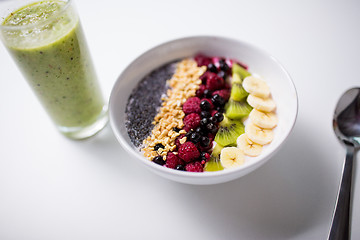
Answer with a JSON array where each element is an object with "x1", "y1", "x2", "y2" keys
[{"x1": 328, "y1": 145, "x2": 354, "y2": 240}]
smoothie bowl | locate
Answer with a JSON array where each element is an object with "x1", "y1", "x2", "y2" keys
[{"x1": 109, "y1": 36, "x2": 298, "y2": 185}]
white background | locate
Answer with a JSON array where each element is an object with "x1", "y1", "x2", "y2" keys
[{"x1": 1, "y1": 0, "x2": 360, "y2": 239}]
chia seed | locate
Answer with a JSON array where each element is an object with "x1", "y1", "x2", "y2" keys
[{"x1": 125, "y1": 61, "x2": 178, "y2": 147}]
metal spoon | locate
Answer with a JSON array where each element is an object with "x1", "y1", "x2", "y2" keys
[{"x1": 329, "y1": 87, "x2": 360, "y2": 240}]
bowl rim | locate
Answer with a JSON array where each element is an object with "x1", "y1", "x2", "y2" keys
[{"x1": 109, "y1": 35, "x2": 298, "y2": 179}]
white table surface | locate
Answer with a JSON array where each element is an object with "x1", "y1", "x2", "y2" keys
[{"x1": 1, "y1": 0, "x2": 359, "y2": 239}]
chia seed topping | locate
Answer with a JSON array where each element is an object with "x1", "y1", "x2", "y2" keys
[{"x1": 125, "y1": 61, "x2": 177, "y2": 147}]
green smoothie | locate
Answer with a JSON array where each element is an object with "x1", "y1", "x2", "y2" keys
[{"x1": 1, "y1": 1, "x2": 105, "y2": 130}]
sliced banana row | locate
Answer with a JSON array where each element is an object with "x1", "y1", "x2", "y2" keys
[
  {"x1": 220, "y1": 76, "x2": 278, "y2": 169},
  {"x1": 240, "y1": 76, "x2": 277, "y2": 157}
]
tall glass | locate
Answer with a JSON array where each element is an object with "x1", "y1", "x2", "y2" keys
[{"x1": 0, "y1": 0, "x2": 108, "y2": 139}]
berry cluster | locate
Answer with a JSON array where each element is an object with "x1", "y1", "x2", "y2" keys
[{"x1": 152, "y1": 54, "x2": 234, "y2": 172}]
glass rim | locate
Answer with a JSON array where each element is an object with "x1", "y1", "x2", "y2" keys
[{"x1": 0, "y1": 0, "x2": 72, "y2": 31}]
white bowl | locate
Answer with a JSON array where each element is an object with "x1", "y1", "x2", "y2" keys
[{"x1": 109, "y1": 36, "x2": 298, "y2": 185}]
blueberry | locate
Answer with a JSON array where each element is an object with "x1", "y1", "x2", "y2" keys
[
  {"x1": 195, "y1": 127, "x2": 203, "y2": 134},
  {"x1": 219, "y1": 59, "x2": 230, "y2": 72},
  {"x1": 207, "y1": 63, "x2": 218, "y2": 73},
  {"x1": 173, "y1": 127, "x2": 181, "y2": 132},
  {"x1": 154, "y1": 143, "x2": 165, "y2": 151},
  {"x1": 185, "y1": 130, "x2": 193, "y2": 139},
  {"x1": 200, "y1": 100, "x2": 211, "y2": 111},
  {"x1": 215, "y1": 106, "x2": 224, "y2": 113},
  {"x1": 200, "y1": 136, "x2": 210, "y2": 147},
  {"x1": 209, "y1": 116, "x2": 216, "y2": 123},
  {"x1": 217, "y1": 71, "x2": 226, "y2": 79},
  {"x1": 200, "y1": 118, "x2": 209, "y2": 126},
  {"x1": 190, "y1": 132, "x2": 201, "y2": 143},
  {"x1": 200, "y1": 111, "x2": 211, "y2": 119},
  {"x1": 214, "y1": 112, "x2": 224, "y2": 122},
  {"x1": 176, "y1": 164, "x2": 185, "y2": 171},
  {"x1": 203, "y1": 89, "x2": 212, "y2": 98},
  {"x1": 153, "y1": 156, "x2": 165, "y2": 165},
  {"x1": 212, "y1": 94, "x2": 225, "y2": 107},
  {"x1": 206, "y1": 122, "x2": 217, "y2": 133}
]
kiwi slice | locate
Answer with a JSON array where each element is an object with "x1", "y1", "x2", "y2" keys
[
  {"x1": 232, "y1": 72, "x2": 242, "y2": 84},
  {"x1": 225, "y1": 99, "x2": 252, "y2": 119},
  {"x1": 204, "y1": 143, "x2": 224, "y2": 172},
  {"x1": 232, "y1": 63, "x2": 251, "y2": 80},
  {"x1": 230, "y1": 82, "x2": 248, "y2": 101},
  {"x1": 214, "y1": 116, "x2": 245, "y2": 146}
]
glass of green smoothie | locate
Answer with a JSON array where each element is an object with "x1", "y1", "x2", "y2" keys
[{"x1": 0, "y1": 0, "x2": 108, "y2": 139}]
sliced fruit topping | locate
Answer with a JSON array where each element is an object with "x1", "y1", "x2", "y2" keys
[
  {"x1": 220, "y1": 147, "x2": 245, "y2": 169},
  {"x1": 237, "y1": 134, "x2": 262, "y2": 157},
  {"x1": 232, "y1": 63, "x2": 251, "y2": 80},
  {"x1": 232, "y1": 72, "x2": 242, "y2": 84},
  {"x1": 214, "y1": 116, "x2": 245, "y2": 146},
  {"x1": 242, "y1": 76, "x2": 270, "y2": 98},
  {"x1": 225, "y1": 99, "x2": 252, "y2": 119},
  {"x1": 247, "y1": 94, "x2": 276, "y2": 112},
  {"x1": 143, "y1": 54, "x2": 278, "y2": 173},
  {"x1": 230, "y1": 82, "x2": 249, "y2": 101},
  {"x1": 245, "y1": 122, "x2": 274, "y2": 145},
  {"x1": 204, "y1": 143, "x2": 224, "y2": 171},
  {"x1": 249, "y1": 109, "x2": 278, "y2": 129}
]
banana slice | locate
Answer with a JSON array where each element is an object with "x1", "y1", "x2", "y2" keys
[
  {"x1": 245, "y1": 122, "x2": 274, "y2": 145},
  {"x1": 249, "y1": 109, "x2": 278, "y2": 129},
  {"x1": 220, "y1": 147, "x2": 245, "y2": 169},
  {"x1": 242, "y1": 76, "x2": 270, "y2": 98},
  {"x1": 247, "y1": 94, "x2": 276, "y2": 112},
  {"x1": 237, "y1": 134, "x2": 262, "y2": 157}
]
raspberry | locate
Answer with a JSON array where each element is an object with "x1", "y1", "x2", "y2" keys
[
  {"x1": 194, "y1": 54, "x2": 211, "y2": 67},
  {"x1": 206, "y1": 72, "x2": 224, "y2": 91},
  {"x1": 185, "y1": 161, "x2": 203, "y2": 172},
  {"x1": 196, "y1": 84, "x2": 206, "y2": 98},
  {"x1": 183, "y1": 97, "x2": 201, "y2": 114},
  {"x1": 183, "y1": 113, "x2": 201, "y2": 132},
  {"x1": 211, "y1": 56, "x2": 221, "y2": 68},
  {"x1": 212, "y1": 89, "x2": 230, "y2": 101},
  {"x1": 200, "y1": 72, "x2": 209, "y2": 85},
  {"x1": 224, "y1": 83, "x2": 232, "y2": 89},
  {"x1": 175, "y1": 134, "x2": 186, "y2": 149},
  {"x1": 178, "y1": 142, "x2": 200, "y2": 163},
  {"x1": 165, "y1": 152, "x2": 183, "y2": 169}
]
